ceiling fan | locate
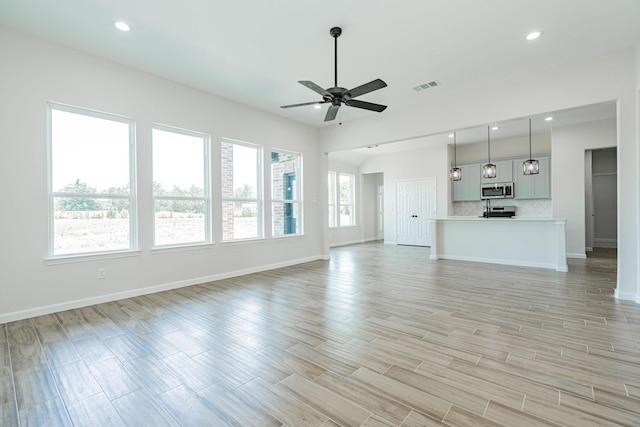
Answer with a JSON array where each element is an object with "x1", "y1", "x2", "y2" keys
[{"x1": 281, "y1": 26, "x2": 388, "y2": 122}]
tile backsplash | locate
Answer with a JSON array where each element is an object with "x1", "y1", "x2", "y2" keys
[{"x1": 452, "y1": 199, "x2": 552, "y2": 217}]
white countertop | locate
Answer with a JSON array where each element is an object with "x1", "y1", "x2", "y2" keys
[{"x1": 439, "y1": 216, "x2": 565, "y2": 222}]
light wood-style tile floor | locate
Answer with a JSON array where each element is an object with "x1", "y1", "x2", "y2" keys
[{"x1": 2, "y1": 243, "x2": 639, "y2": 426}]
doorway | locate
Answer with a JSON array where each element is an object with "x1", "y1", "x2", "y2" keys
[
  {"x1": 586, "y1": 148, "x2": 617, "y2": 251},
  {"x1": 361, "y1": 172, "x2": 384, "y2": 242}
]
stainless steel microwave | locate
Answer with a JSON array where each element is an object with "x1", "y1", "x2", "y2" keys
[{"x1": 481, "y1": 182, "x2": 514, "y2": 199}]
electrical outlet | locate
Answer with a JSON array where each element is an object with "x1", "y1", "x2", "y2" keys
[{"x1": 97, "y1": 268, "x2": 106, "y2": 279}]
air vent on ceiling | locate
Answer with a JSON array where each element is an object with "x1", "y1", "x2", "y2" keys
[{"x1": 412, "y1": 80, "x2": 440, "y2": 92}]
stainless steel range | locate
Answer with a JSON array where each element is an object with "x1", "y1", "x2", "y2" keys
[{"x1": 482, "y1": 205, "x2": 516, "y2": 218}]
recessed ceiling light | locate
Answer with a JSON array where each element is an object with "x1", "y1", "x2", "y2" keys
[
  {"x1": 448, "y1": 134, "x2": 454, "y2": 138},
  {"x1": 491, "y1": 126, "x2": 499, "y2": 131},
  {"x1": 314, "y1": 104, "x2": 321, "y2": 109},
  {"x1": 545, "y1": 116, "x2": 554, "y2": 121},
  {"x1": 115, "y1": 21, "x2": 131, "y2": 32},
  {"x1": 526, "y1": 31, "x2": 543, "y2": 41}
]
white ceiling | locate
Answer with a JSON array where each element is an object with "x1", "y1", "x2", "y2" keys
[{"x1": 1, "y1": 0, "x2": 638, "y2": 163}]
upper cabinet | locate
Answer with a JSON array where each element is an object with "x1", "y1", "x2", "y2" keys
[
  {"x1": 514, "y1": 156, "x2": 551, "y2": 199},
  {"x1": 481, "y1": 160, "x2": 513, "y2": 184},
  {"x1": 452, "y1": 163, "x2": 481, "y2": 201}
]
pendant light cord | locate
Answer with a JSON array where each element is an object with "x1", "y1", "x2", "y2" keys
[
  {"x1": 529, "y1": 118, "x2": 532, "y2": 159},
  {"x1": 487, "y1": 126, "x2": 491, "y2": 163},
  {"x1": 453, "y1": 132, "x2": 457, "y2": 167}
]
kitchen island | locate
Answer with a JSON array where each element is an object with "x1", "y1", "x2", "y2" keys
[{"x1": 429, "y1": 217, "x2": 568, "y2": 272}]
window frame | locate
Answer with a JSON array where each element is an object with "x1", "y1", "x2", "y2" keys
[
  {"x1": 328, "y1": 171, "x2": 337, "y2": 228},
  {"x1": 339, "y1": 173, "x2": 356, "y2": 227},
  {"x1": 270, "y1": 149, "x2": 303, "y2": 237},
  {"x1": 151, "y1": 123, "x2": 212, "y2": 249},
  {"x1": 221, "y1": 138, "x2": 264, "y2": 242},
  {"x1": 47, "y1": 102, "x2": 138, "y2": 259}
]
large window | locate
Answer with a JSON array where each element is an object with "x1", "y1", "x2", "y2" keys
[
  {"x1": 152, "y1": 125, "x2": 210, "y2": 247},
  {"x1": 221, "y1": 139, "x2": 263, "y2": 241},
  {"x1": 328, "y1": 172, "x2": 356, "y2": 227},
  {"x1": 48, "y1": 104, "x2": 136, "y2": 257},
  {"x1": 328, "y1": 171, "x2": 337, "y2": 228},
  {"x1": 339, "y1": 173, "x2": 355, "y2": 226},
  {"x1": 271, "y1": 150, "x2": 302, "y2": 236}
]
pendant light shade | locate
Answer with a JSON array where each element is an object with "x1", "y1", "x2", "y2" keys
[
  {"x1": 482, "y1": 126, "x2": 497, "y2": 179},
  {"x1": 450, "y1": 167, "x2": 462, "y2": 181},
  {"x1": 450, "y1": 132, "x2": 462, "y2": 181},
  {"x1": 523, "y1": 118, "x2": 539, "y2": 175},
  {"x1": 523, "y1": 159, "x2": 539, "y2": 175}
]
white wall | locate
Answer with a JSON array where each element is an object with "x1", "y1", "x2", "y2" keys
[
  {"x1": 321, "y1": 46, "x2": 639, "y2": 302},
  {"x1": 0, "y1": 27, "x2": 324, "y2": 322},
  {"x1": 552, "y1": 119, "x2": 617, "y2": 257},
  {"x1": 360, "y1": 143, "x2": 448, "y2": 244}
]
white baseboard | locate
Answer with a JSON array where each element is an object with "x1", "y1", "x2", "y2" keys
[
  {"x1": 593, "y1": 238, "x2": 617, "y2": 248},
  {"x1": 0, "y1": 255, "x2": 325, "y2": 325},
  {"x1": 362, "y1": 237, "x2": 383, "y2": 243},
  {"x1": 567, "y1": 252, "x2": 587, "y2": 259},
  {"x1": 431, "y1": 253, "x2": 567, "y2": 272},
  {"x1": 329, "y1": 239, "x2": 362, "y2": 248},
  {"x1": 329, "y1": 238, "x2": 382, "y2": 248},
  {"x1": 614, "y1": 288, "x2": 640, "y2": 303}
]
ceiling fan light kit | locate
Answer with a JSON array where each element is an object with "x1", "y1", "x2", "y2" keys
[{"x1": 281, "y1": 27, "x2": 388, "y2": 122}]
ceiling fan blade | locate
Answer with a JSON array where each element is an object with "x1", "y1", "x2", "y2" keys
[
  {"x1": 299, "y1": 81, "x2": 332, "y2": 98},
  {"x1": 346, "y1": 79, "x2": 387, "y2": 99},
  {"x1": 280, "y1": 100, "x2": 326, "y2": 109},
  {"x1": 324, "y1": 104, "x2": 340, "y2": 121},
  {"x1": 345, "y1": 99, "x2": 387, "y2": 112}
]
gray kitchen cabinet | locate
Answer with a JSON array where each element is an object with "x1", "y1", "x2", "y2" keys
[
  {"x1": 481, "y1": 160, "x2": 513, "y2": 184},
  {"x1": 514, "y1": 156, "x2": 550, "y2": 199},
  {"x1": 452, "y1": 163, "x2": 481, "y2": 201}
]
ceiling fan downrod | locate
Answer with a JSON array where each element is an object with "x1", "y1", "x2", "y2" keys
[{"x1": 330, "y1": 27, "x2": 342, "y2": 88}]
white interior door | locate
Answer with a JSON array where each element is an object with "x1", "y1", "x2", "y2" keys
[
  {"x1": 396, "y1": 178, "x2": 436, "y2": 246},
  {"x1": 396, "y1": 181, "x2": 413, "y2": 244}
]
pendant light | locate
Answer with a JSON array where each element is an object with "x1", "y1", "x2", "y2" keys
[
  {"x1": 523, "y1": 118, "x2": 539, "y2": 175},
  {"x1": 482, "y1": 126, "x2": 496, "y2": 179},
  {"x1": 449, "y1": 132, "x2": 462, "y2": 181}
]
